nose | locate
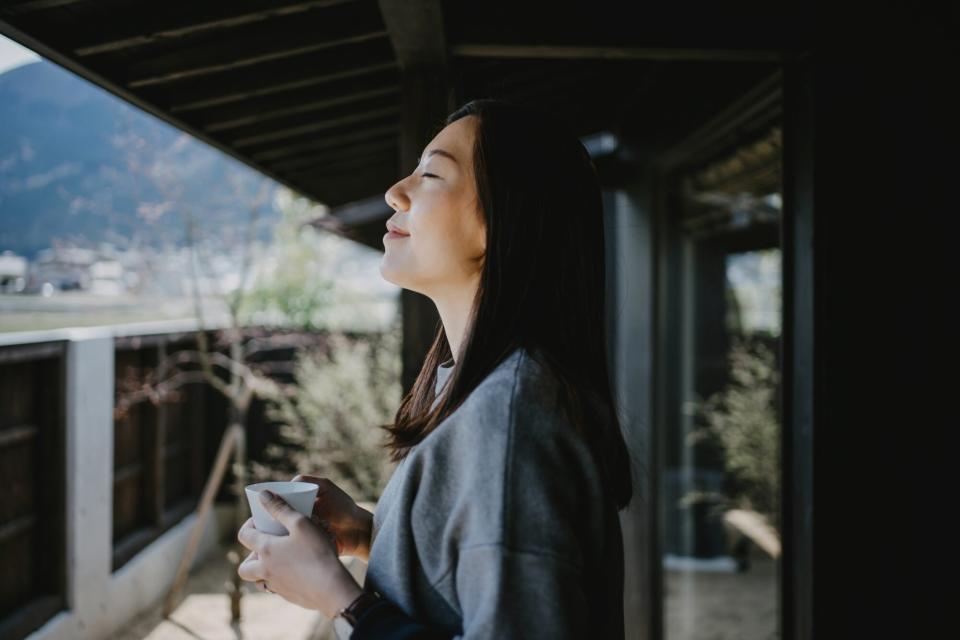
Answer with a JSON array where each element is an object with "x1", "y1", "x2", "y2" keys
[{"x1": 384, "y1": 179, "x2": 409, "y2": 213}]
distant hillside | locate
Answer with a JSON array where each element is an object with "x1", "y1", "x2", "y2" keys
[{"x1": 0, "y1": 59, "x2": 279, "y2": 259}]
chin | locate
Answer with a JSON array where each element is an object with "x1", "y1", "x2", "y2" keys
[
  {"x1": 378, "y1": 260, "x2": 403, "y2": 288},
  {"x1": 380, "y1": 256, "x2": 433, "y2": 296}
]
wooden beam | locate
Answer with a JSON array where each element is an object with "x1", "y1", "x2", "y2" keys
[
  {"x1": 205, "y1": 87, "x2": 399, "y2": 136},
  {"x1": 0, "y1": 341, "x2": 64, "y2": 364},
  {"x1": 285, "y1": 151, "x2": 396, "y2": 182},
  {"x1": 294, "y1": 158, "x2": 396, "y2": 190},
  {"x1": 451, "y1": 44, "x2": 784, "y2": 63},
  {"x1": 378, "y1": 0, "x2": 447, "y2": 70},
  {"x1": 250, "y1": 122, "x2": 398, "y2": 162},
  {"x1": 102, "y1": 3, "x2": 387, "y2": 88},
  {"x1": 167, "y1": 59, "x2": 398, "y2": 114},
  {"x1": 657, "y1": 69, "x2": 783, "y2": 173},
  {"x1": 69, "y1": 1, "x2": 359, "y2": 55},
  {"x1": 0, "y1": 0, "x2": 86, "y2": 16},
  {"x1": 267, "y1": 136, "x2": 396, "y2": 172},
  {"x1": 274, "y1": 138, "x2": 397, "y2": 174},
  {"x1": 126, "y1": 31, "x2": 387, "y2": 89},
  {"x1": 187, "y1": 66, "x2": 399, "y2": 127},
  {"x1": 230, "y1": 105, "x2": 399, "y2": 148},
  {"x1": 328, "y1": 194, "x2": 395, "y2": 226},
  {"x1": 215, "y1": 91, "x2": 398, "y2": 144},
  {"x1": 295, "y1": 162, "x2": 395, "y2": 188}
]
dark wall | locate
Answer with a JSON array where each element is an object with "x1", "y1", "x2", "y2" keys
[{"x1": 786, "y1": 5, "x2": 951, "y2": 637}]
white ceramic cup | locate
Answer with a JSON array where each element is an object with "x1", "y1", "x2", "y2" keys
[{"x1": 245, "y1": 481, "x2": 319, "y2": 536}]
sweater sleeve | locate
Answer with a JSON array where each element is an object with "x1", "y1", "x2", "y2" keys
[
  {"x1": 350, "y1": 544, "x2": 587, "y2": 640},
  {"x1": 452, "y1": 543, "x2": 588, "y2": 639},
  {"x1": 349, "y1": 596, "x2": 453, "y2": 639}
]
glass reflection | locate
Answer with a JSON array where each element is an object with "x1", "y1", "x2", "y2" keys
[{"x1": 663, "y1": 124, "x2": 782, "y2": 640}]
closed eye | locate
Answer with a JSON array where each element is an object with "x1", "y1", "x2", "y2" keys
[{"x1": 420, "y1": 172, "x2": 438, "y2": 179}]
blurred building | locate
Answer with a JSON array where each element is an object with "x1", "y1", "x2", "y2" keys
[{"x1": 0, "y1": 250, "x2": 27, "y2": 293}]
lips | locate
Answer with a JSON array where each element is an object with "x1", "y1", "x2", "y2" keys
[{"x1": 385, "y1": 221, "x2": 409, "y2": 236}]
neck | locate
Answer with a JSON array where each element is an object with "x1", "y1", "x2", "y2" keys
[{"x1": 431, "y1": 276, "x2": 479, "y2": 365}]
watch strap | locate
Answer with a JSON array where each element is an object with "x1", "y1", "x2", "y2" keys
[{"x1": 338, "y1": 590, "x2": 383, "y2": 626}]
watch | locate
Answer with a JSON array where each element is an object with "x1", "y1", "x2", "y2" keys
[{"x1": 333, "y1": 590, "x2": 383, "y2": 639}]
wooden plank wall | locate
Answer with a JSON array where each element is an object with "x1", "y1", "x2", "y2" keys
[
  {"x1": 0, "y1": 342, "x2": 66, "y2": 640},
  {"x1": 112, "y1": 335, "x2": 208, "y2": 572}
]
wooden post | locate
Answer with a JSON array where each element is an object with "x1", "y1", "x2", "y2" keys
[
  {"x1": 162, "y1": 422, "x2": 241, "y2": 618},
  {"x1": 153, "y1": 340, "x2": 167, "y2": 525},
  {"x1": 380, "y1": 0, "x2": 453, "y2": 393}
]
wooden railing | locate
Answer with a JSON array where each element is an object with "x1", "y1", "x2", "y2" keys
[
  {"x1": 0, "y1": 320, "x2": 231, "y2": 639},
  {"x1": 0, "y1": 320, "x2": 338, "y2": 639},
  {"x1": 0, "y1": 341, "x2": 67, "y2": 640},
  {"x1": 111, "y1": 333, "x2": 215, "y2": 571}
]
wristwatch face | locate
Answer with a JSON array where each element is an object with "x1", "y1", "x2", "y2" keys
[{"x1": 333, "y1": 615, "x2": 353, "y2": 639}]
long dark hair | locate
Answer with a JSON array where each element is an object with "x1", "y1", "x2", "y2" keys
[{"x1": 381, "y1": 98, "x2": 640, "y2": 511}]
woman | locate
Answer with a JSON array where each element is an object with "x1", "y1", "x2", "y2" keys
[{"x1": 237, "y1": 98, "x2": 638, "y2": 638}]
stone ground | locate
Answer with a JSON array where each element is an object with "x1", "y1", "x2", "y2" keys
[
  {"x1": 664, "y1": 543, "x2": 780, "y2": 640},
  {"x1": 111, "y1": 544, "x2": 369, "y2": 640},
  {"x1": 113, "y1": 530, "x2": 778, "y2": 639}
]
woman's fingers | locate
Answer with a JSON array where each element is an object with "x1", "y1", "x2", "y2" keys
[
  {"x1": 237, "y1": 550, "x2": 265, "y2": 583},
  {"x1": 293, "y1": 475, "x2": 331, "y2": 516},
  {"x1": 237, "y1": 517, "x2": 269, "y2": 553}
]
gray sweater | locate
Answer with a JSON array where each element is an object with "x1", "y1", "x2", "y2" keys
[{"x1": 362, "y1": 346, "x2": 625, "y2": 638}]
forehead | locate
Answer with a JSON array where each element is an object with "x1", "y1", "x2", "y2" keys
[{"x1": 424, "y1": 115, "x2": 476, "y2": 164}]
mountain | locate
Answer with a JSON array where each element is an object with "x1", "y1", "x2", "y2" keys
[{"x1": 0, "y1": 59, "x2": 279, "y2": 259}]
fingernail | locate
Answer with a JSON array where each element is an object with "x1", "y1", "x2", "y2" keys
[{"x1": 260, "y1": 490, "x2": 274, "y2": 502}]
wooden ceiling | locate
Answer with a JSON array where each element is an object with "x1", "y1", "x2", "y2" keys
[{"x1": 0, "y1": 0, "x2": 809, "y2": 250}]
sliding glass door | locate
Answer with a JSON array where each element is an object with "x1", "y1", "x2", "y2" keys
[{"x1": 658, "y1": 119, "x2": 783, "y2": 640}]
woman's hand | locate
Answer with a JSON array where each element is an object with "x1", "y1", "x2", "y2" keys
[
  {"x1": 292, "y1": 474, "x2": 373, "y2": 562},
  {"x1": 237, "y1": 490, "x2": 363, "y2": 619}
]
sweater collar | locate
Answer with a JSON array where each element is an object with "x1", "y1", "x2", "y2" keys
[{"x1": 435, "y1": 356, "x2": 455, "y2": 396}]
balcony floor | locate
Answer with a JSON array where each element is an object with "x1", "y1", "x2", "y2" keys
[{"x1": 113, "y1": 541, "x2": 368, "y2": 640}]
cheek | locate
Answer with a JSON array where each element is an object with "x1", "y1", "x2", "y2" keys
[
  {"x1": 458, "y1": 215, "x2": 486, "y2": 261},
  {"x1": 385, "y1": 200, "x2": 483, "y2": 274},
  {"x1": 411, "y1": 226, "x2": 474, "y2": 275},
  {"x1": 417, "y1": 212, "x2": 461, "y2": 256}
]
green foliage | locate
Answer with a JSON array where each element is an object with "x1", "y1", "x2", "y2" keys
[
  {"x1": 233, "y1": 187, "x2": 402, "y2": 502},
  {"x1": 686, "y1": 332, "x2": 781, "y2": 532},
  {"x1": 252, "y1": 324, "x2": 403, "y2": 503},
  {"x1": 237, "y1": 191, "x2": 336, "y2": 331}
]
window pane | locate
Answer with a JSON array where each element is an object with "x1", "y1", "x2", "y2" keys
[{"x1": 663, "y1": 125, "x2": 782, "y2": 640}]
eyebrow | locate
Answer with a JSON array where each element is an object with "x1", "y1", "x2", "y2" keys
[{"x1": 417, "y1": 148, "x2": 459, "y2": 165}]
